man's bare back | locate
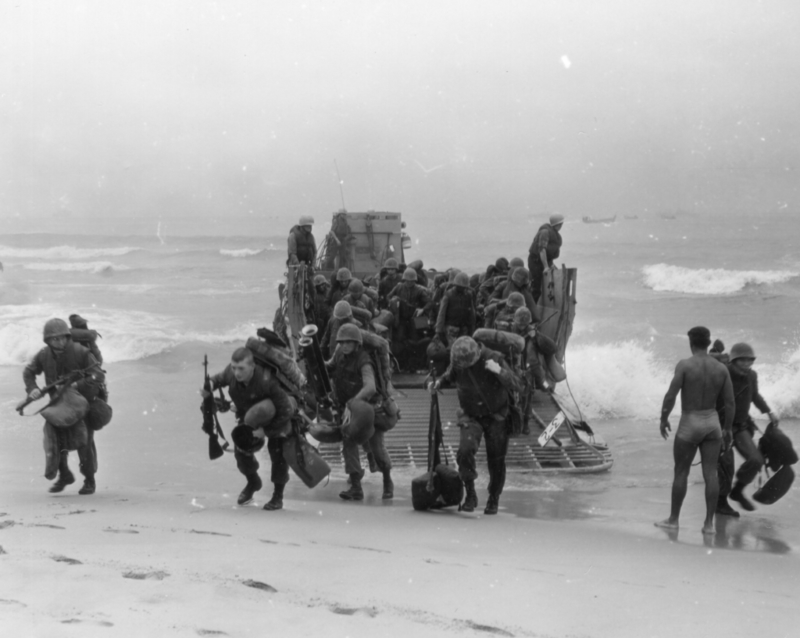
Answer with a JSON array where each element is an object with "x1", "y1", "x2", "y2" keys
[{"x1": 675, "y1": 353, "x2": 730, "y2": 412}]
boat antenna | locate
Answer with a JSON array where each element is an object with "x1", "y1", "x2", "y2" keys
[{"x1": 334, "y1": 159, "x2": 347, "y2": 212}]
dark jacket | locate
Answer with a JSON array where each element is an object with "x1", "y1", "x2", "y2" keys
[
  {"x1": 436, "y1": 287, "x2": 476, "y2": 335},
  {"x1": 528, "y1": 223, "x2": 562, "y2": 266},
  {"x1": 287, "y1": 226, "x2": 317, "y2": 265},
  {"x1": 24, "y1": 342, "x2": 104, "y2": 402},
  {"x1": 725, "y1": 364, "x2": 771, "y2": 431},
  {"x1": 441, "y1": 347, "x2": 519, "y2": 419},
  {"x1": 211, "y1": 364, "x2": 294, "y2": 430},
  {"x1": 329, "y1": 348, "x2": 376, "y2": 407}
]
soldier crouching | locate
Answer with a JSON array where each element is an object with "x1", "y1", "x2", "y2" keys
[
  {"x1": 206, "y1": 347, "x2": 295, "y2": 510},
  {"x1": 435, "y1": 336, "x2": 520, "y2": 515},
  {"x1": 23, "y1": 318, "x2": 105, "y2": 495}
]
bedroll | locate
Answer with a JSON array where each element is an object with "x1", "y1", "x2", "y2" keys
[
  {"x1": 85, "y1": 398, "x2": 113, "y2": 431},
  {"x1": 758, "y1": 422, "x2": 798, "y2": 471},
  {"x1": 472, "y1": 328, "x2": 525, "y2": 358},
  {"x1": 41, "y1": 387, "x2": 89, "y2": 427},
  {"x1": 245, "y1": 336, "x2": 306, "y2": 390}
]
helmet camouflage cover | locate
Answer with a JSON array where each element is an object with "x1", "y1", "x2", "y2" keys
[
  {"x1": 336, "y1": 323, "x2": 363, "y2": 344},
  {"x1": 43, "y1": 318, "x2": 71, "y2": 342},
  {"x1": 450, "y1": 336, "x2": 481, "y2": 368}
]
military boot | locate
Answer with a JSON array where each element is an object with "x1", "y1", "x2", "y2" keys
[
  {"x1": 237, "y1": 474, "x2": 263, "y2": 505},
  {"x1": 263, "y1": 483, "x2": 285, "y2": 511},
  {"x1": 382, "y1": 470, "x2": 394, "y2": 500},
  {"x1": 716, "y1": 496, "x2": 740, "y2": 518},
  {"x1": 484, "y1": 494, "x2": 499, "y2": 515},
  {"x1": 461, "y1": 481, "x2": 478, "y2": 512},
  {"x1": 730, "y1": 482, "x2": 755, "y2": 512},
  {"x1": 49, "y1": 453, "x2": 75, "y2": 493},
  {"x1": 78, "y1": 475, "x2": 96, "y2": 496},
  {"x1": 339, "y1": 473, "x2": 364, "y2": 501}
]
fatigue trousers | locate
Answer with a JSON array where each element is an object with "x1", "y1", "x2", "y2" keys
[
  {"x1": 457, "y1": 415, "x2": 509, "y2": 497},
  {"x1": 54, "y1": 423, "x2": 97, "y2": 478},
  {"x1": 343, "y1": 431, "x2": 392, "y2": 476},
  {"x1": 718, "y1": 425, "x2": 765, "y2": 496},
  {"x1": 235, "y1": 437, "x2": 289, "y2": 485},
  {"x1": 392, "y1": 316, "x2": 418, "y2": 368}
]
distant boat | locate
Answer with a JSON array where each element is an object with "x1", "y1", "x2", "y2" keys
[
  {"x1": 623, "y1": 215, "x2": 639, "y2": 220},
  {"x1": 659, "y1": 213, "x2": 677, "y2": 220},
  {"x1": 582, "y1": 215, "x2": 617, "y2": 224}
]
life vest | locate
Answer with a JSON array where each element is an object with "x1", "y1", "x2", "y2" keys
[
  {"x1": 331, "y1": 349, "x2": 373, "y2": 406},
  {"x1": 290, "y1": 225, "x2": 316, "y2": 263},
  {"x1": 532, "y1": 224, "x2": 562, "y2": 262},
  {"x1": 453, "y1": 352, "x2": 509, "y2": 418},
  {"x1": 441, "y1": 288, "x2": 472, "y2": 326}
]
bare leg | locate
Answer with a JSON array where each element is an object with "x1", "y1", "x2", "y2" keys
[
  {"x1": 655, "y1": 437, "x2": 697, "y2": 529},
  {"x1": 698, "y1": 436, "x2": 722, "y2": 534}
]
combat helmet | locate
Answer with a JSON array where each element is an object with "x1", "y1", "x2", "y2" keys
[
  {"x1": 513, "y1": 307, "x2": 532, "y2": 328},
  {"x1": 495, "y1": 257, "x2": 509, "y2": 272},
  {"x1": 454, "y1": 272, "x2": 470, "y2": 288},
  {"x1": 348, "y1": 279, "x2": 364, "y2": 296},
  {"x1": 43, "y1": 318, "x2": 70, "y2": 342},
  {"x1": 512, "y1": 267, "x2": 530, "y2": 286},
  {"x1": 336, "y1": 267, "x2": 352, "y2": 282},
  {"x1": 313, "y1": 274, "x2": 329, "y2": 287},
  {"x1": 402, "y1": 268, "x2": 418, "y2": 282},
  {"x1": 333, "y1": 300, "x2": 353, "y2": 319},
  {"x1": 384, "y1": 258, "x2": 398, "y2": 270},
  {"x1": 336, "y1": 323, "x2": 363, "y2": 344},
  {"x1": 509, "y1": 257, "x2": 524, "y2": 269},
  {"x1": 299, "y1": 215, "x2": 315, "y2": 226},
  {"x1": 451, "y1": 336, "x2": 481, "y2": 369},
  {"x1": 507, "y1": 292, "x2": 525, "y2": 308},
  {"x1": 730, "y1": 343, "x2": 756, "y2": 361}
]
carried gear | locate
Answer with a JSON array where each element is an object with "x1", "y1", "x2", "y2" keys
[
  {"x1": 472, "y1": 329, "x2": 525, "y2": 358},
  {"x1": 753, "y1": 465, "x2": 795, "y2": 505},
  {"x1": 454, "y1": 272, "x2": 470, "y2": 288},
  {"x1": 40, "y1": 387, "x2": 89, "y2": 428},
  {"x1": 384, "y1": 258, "x2": 398, "y2": 269},
  {"x1": 68, "y1": 314, "x2": 89, "y2": 329},
  {"x1": 513, "y1": 307, "x2": 532, "y2": 328},
  {"x1": 341, "y1": 398, "x2": 376, "y2": 444},
  {"x1": 758, "y1": 422, "x2": 798, "y2": 471},
  {"x1": 333, "y1": 300, "x2": 353, "y2": 320},
  {"x1": 511, "y1": 267, "x2": 530, "y2": 286},
  {"x1": 231, "y1": 424, "x2": 266, "y2": 454},
  {"x1": 299, "y1": 215, "x2": 315, "y2": 226},
  {"x1": 507, "y1": 292, "x2": 525, "y2": 309},
  {"x1": 85, "y1": 398, "x2": 113, "y2": 431},
  {"x1": 402, "y1": 268, "x2": 418, "y2": 281},
  {"x1": 43, "y1": 318, "x2": 70, "y2": 342},
  {"x1": 313, "y1": 274, "x2": 328, "y2": 287},
  {"x1": 245, "y1": 336, "x2": 306, "y2": 393},
  {"x1": 243, "y1": 399, "x2": 276, "y2": 429},
  {"x1": 336, "y1": 267, "x2": 353, "y2": 282},
  {"x1": 348, "y1": 279, "x2": 364, "y2": 296},
  {"x1": 451, "y1": 336, "x2": 481, "y2": 369},
  {"x1": 730, "y1": 342, "x2": 756, "y2": 361},
  {"x1": 282, "y1": 428, "x2": 331, "y2": 488},
  {"x1": 549, "y1": 213, "x2": 565, "y2": 226},
  {"x1": 339, "y1": 472, "x2": 364, "y2": 500},
  {"x1": 336, "y1": 323, "x2": 363, "y2": 344}
]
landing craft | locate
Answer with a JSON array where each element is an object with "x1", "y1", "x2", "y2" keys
[
  {"x1": 582, "y1": 215, "x2": 617, "y2": 224},
  {"x1": 275, "y1": 210, "x2": 612, "y2": 474}
]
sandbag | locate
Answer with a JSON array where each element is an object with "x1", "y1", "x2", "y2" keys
[
  {"x1": 41, "y1": 387, "x2": 89, "y2": 427},
  {"x1": 374, "y1": 397, "x2": 399, "y2": 432},
  {"x1": 753, "y1": 465, "x2": 795, "y2": 505},
  {"x1": 473, "y1": 328, "x2": 524, "y2": 357},
  {"x1": 246, "y1": 336, "x2": 306, "y2": 390},
  {"x1": 411, "y1": 465, "x2": 464, "y2": 511},
  {"x1": 85, "y1": 398, "x2": 113, "y2": 431},
  {"x1": 341, "y1": 398, "x2": 375, "y2": 444},
  {"x1": 758, "y1": 423, "x2": 798, "y2": 471},
  {"x1": 282, "y1": 435, "x2": 330, "y2": 488}
]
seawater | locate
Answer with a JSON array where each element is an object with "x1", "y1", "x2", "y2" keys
[{"x1": 2, "y1": 210, "x2": 800, "y2": 420}]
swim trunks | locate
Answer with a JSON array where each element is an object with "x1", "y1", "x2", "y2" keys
[{"x1": 676, "y1": 409, "x2": 722, "y2": 445}]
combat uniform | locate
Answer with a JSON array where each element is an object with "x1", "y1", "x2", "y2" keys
[
  {"x1": 287, "y1": 225, "x2": 317, "y2": 266},
  {"x1": 527, "y1": 222, "x2": 562, "y2": 302}
]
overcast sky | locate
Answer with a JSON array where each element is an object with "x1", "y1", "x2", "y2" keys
[{"x1": 2, "y1": 1, "x2": 799, "y2": 235}]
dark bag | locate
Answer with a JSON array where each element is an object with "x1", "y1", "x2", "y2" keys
[
  {"x1": 85, "y1": 398, "x2": 113, "y2": 431},
  {"x1": 282, "y1": 433, "x2": 330, "y2": 488},
  {"x1": 412, "y1": 465, "x2": 464, "y2": 511},
  {"x1": 758, "y1": 422, "x2": 798, "y2": 471},
  {"x1": 507, "y1": 392, "x2": 524, "y2": 437},
  {"x1": 753, "y1": 465, "x2": 795, "y2": 505}
]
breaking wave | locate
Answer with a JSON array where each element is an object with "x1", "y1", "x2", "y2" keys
[
  {"x1": 0, "y1": 245, "x2": 141, "y2": 259},
  {"x1": 22, "y1": 262, "x2": 130, "y2": 274},
  {"x1": 642, "y1": 264, "x2": 798, "y2": 295},
  {"x1": 0, "y1": 304, "x2": 259, "y2": 365},
  {"x1": 219, "y1": 248, "x2": 268, "y2": 258}
]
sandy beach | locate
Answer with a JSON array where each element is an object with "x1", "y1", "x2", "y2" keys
[{"x1": 1, "y1": 348, "x2": 798, "y2": 638}]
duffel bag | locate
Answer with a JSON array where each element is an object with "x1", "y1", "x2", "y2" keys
[
  {"x1": 753, "y1": 465, "x2": 795, "y2": 505},
  {"x1": 282, "y1": 435, "x2": 330, "y2": 488}
]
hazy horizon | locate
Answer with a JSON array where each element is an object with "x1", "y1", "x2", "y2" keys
[{"x1": 3, "y1": 1, "x2": 800, "y2": 236}]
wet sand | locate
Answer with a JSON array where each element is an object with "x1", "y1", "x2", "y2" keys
[{"x1": 1, "y1": 353, "x2": 797, "y2": 637}]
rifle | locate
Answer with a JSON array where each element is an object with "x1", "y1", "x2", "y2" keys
[
  {"x1": 202, "y1": 355, "x2": 229, "y2": 460},
  {"x1": 425, "y1": 364, "x2": 444, "y2": 491},
  {"x1": 16, "y1": 363, "x2": 102, "y2": 416}
]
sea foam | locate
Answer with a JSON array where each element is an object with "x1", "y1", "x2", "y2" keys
[
  {"x1": 22, "y1": 262, "x2": 130, "y2": 274},
  {"x1": 0, "y1": 304, "x2": 259, "y2": 365},
  {"x1": 642, "y1": 264, "x2": 798, "y2": 294},
  {"x1": 0, "y1": 245, "x2": 141, "y2": 259},
  {"x1": 219, "y1": 248, "x2": 267, "y2": 258}
]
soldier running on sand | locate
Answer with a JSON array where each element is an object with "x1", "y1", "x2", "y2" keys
[{"x1": 657, "y1": 326, "x2": 734, "y2": 535}]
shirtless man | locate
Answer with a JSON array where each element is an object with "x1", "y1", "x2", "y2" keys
[{"x1": 656, "y1": 326, "x2": 734, "y2": 535}]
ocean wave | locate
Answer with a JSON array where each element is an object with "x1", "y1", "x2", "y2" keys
[
  {"x1": 0, "y1": 245, "x2": 141, "y2": 259},
  {"x1": 22, "y1": 262, "x2": 130, "y2": 274},
  {"x1": 219, "y1": 248, "x2": 268, "y2": 258},
  {"x1": 0, "y1": 304, "x2": 261, "y2": 365},
  {"x1": 642, "y1": 264, "x2": 798, "y2": 295}
]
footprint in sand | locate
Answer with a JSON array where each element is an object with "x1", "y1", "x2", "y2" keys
[
  {"x1": 0, "y1": 599, "x2": 26, "y2": 608},
  {"x1": 52, "y1": 555, "x2": 82, "y2": 565},
  {"x1": 123, "y1": 570, "x2": 169, "y2": 581},
  {"x1": 242, "y1": 580, "x2": 277, "y2": 593},
  {"x1": 190, "y1": 530, "x2": 232, "y2": 537},
  {"x1": 459, "y1": 620, "x2": 514, "y2": 637},
  {"x1": 61, "y1": 619, "x2": 114, "y2": 627},
  {"x1": 104, "y1": 528, "x2": 139, "y2": 534},
  {"x1": 29, "y1": 523, "x2": 66, "y2": 530},
  {"x1": 329, "y1": 605, "x2": 378, "y2": 618},
  {"x1": 0, "y1": 546, "x2": 6, "y2": 555},
  {"x1": 196, "y1": 631, "x2": 228, "y2": 636},
  {"x1": 0, "y1": 520, "x2": 16, "y2": 529}
]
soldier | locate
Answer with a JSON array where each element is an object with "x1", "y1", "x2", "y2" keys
[
  {"x1": 491, "y1": 267, "x2": 537, "y2": 319},
  {"x1": 343, "y1": 279, "x2": 377, "y2": 317},
  {"x1": 510, "y1": 307, "x2": 547, "y2": 391},
  {"x1": 485, "y1": 292, "x2": 526, "y2": 331},
  {"x1": 406, "y1": 259, "x2": 428, "y2": 288},
  {"x1": 327, "y1": 324, "x2": 395, "y2": 501},
  {"x1": 312, "y1": 274, "x2": 332, "y2": 334},
  {"x1": 435, "y1": 271, "x2": 476, "y2": 346},
  {"x1": 321, "y1": 301, "x2": 368, "y2": 359},
  {"x1": 23, "y1": 318, "x2": 105, "y2": 495},
  {"x1": 432, "y1": 336, "x2": 520, "y2": 515},
  {"x1": 287, "y1": 215, "x2": 317, "y2": 266},
  {"x1": 528, "y1": 213, "x2": 564, "y2": 303},
  {"x1": 378, "y1": 258, "x2": 402, "y2": 309},
  {"x1": 387, "y1": 268, "x2": 430, "y2": 371},
  {"x1": 326, "y1": 267, "x2": 353, "y2": 308},
  {"x1": 206, "y1": 347, "x2": 295, "y2": 510}
]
